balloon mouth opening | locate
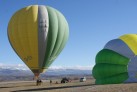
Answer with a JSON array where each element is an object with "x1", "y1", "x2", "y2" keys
[
  {"x1": 34, "y1": 73, "x2": 40, "y2": 80},
  {"x1": 34, "y1": 73, "x2": 40, "y2": 77},
  {"x1": 32, "y1": 69, "x2": 47, "y2": 80}
]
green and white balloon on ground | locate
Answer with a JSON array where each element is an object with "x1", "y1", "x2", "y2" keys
[{"x1": 92, "y1": 34, "x2": 137, "y2": 84}]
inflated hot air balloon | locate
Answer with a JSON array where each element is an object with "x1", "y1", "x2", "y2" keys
[
  {"x1": 92, "y1": 34, "x2": 137, "y2": 84},
  {"x1": 8, "y1": 5, "x2": 69, "y2": 78}
]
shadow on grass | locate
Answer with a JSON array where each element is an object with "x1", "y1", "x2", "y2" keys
[
  {"x1": 0, "y1": 84, "x2": 35, "y2": 89},
  {"x1": 12, "y1": 84, "x2": 95, "y2": 92},
  {"x1": 0, "y1": 87, "x2": 11, "y2": 88}
]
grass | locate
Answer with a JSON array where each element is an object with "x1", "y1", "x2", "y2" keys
[{"x1": 1, "y1": 79, "x2": 137, "y2": 92}]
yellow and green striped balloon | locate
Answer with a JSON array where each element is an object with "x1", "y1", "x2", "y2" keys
[
  {"x1": 8, "y1": 5, "x2": 69, "y2": 77},
  {"x1": 92, "y1": 34, "x2": 137, "y2": 84}
]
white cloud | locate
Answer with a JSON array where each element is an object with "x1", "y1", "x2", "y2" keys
[
  {"x1": 0, "y1": 63, "x2": 29, "y2": 70},
  {"x1": 0, "y1": 63, "x2": 4, "y2": 66},
  {"x1": 0, "y1": 63, "x2": 93, "y2": 70},
  {"x1": 49, "y1": 65, "x2": 93, "y2": 70}
]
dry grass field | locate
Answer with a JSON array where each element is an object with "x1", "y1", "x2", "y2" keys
[{"x1": 1, "y1": 79, "x2": 137, "y2": 92}]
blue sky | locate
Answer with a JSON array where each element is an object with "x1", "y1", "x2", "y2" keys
[{"x1": 1, "y1": 0, "x2": 137, "y2": 67}]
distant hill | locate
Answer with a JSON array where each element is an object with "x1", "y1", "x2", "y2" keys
[{"x1": 0, "y1": 64, "x2": 92, "y2": 81}]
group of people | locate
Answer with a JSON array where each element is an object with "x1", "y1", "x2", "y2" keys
[
  {"x1": 36, "y1": 79, "x2": 43, "y2": 86},
  {"x1": 36, "y1": 79, "x2": 53, "y2": 86},
  {"x1": 36, "y1": 79, "x2": 69, "y2": 86}
]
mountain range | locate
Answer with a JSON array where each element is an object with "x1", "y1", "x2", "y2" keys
[{"x1": 0, "y1": 64, "x2": 92, "y2": 76}]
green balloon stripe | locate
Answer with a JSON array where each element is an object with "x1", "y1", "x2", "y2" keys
[
  {"x1": 42, "y1": 6, "x2": 69, "y2": 68},
  {"x1": 96, "y1": 49, "x2": 129, "y2": 65},
  {"x1": 42, "y1": 6, "x2": 58, "y2": 68},
  {"x1": 93, "y1": 63, "x2": 127, "y2": 79},
  {"x1": 95, "y1": 72, "x2": 128, "y2": 84}
]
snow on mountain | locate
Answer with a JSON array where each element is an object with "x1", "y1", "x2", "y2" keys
[
  {"x1": 0, "y1": 64, "x2": 93, "y2": 71},
  {"x1": 0, "y1": 64, "x2": 93, "y2": 76},
  {"x1": 49, "y1": 65, "x2": 92, "y2": 70},
  {"x1": 0, "y1": 63, "x2": 29, "y2": 71}
]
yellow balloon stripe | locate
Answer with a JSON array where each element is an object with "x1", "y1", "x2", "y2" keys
[
  {"x1": 26, "y1": 5, "x2": 38, "y2": 69},
  {"x1": 119, "y1": 34, "x2": 137, "y2": 55},
  {"x1": 8, "y1": 10, "x2": 26, "y2": 62},
  {"x1": 8, "y1": 5, "x2": 39, "y2": 69}
]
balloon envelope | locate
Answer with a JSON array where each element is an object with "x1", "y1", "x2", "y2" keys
[
  {"x1": 92, "y1": 34, "x2": 137, "y2": 84},
  {"x1": 8, "y1": 5, "x2": 69, "y2": 76}
]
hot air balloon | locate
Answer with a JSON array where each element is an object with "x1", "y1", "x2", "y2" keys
[
  {"x1": 8, "y1": 5, "x2": 69, "y2": 78},
  {"x1": 92, "y1": 34, "x2": 137, "y2": 84}
]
